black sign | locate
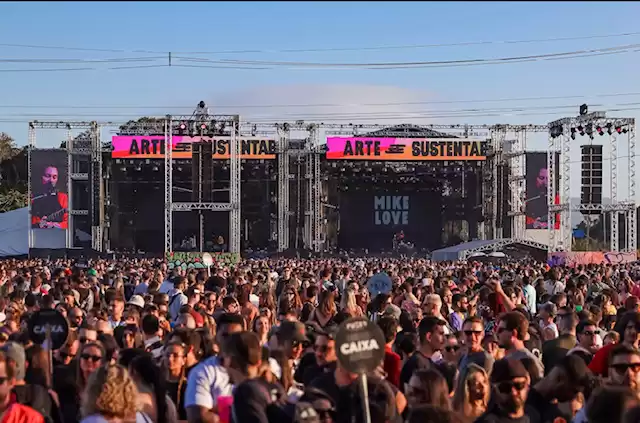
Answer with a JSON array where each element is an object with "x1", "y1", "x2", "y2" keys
[
  {"x1": 335, "y1": 317, "x2": 386, "y2": 374},
  {"x1": 28, "y1": 309, "x2": 69, "y2": 350}
]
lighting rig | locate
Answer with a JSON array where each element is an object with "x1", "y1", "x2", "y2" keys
[{"x1": 547, "y1": 105, "x2": 636, "y2": 252}]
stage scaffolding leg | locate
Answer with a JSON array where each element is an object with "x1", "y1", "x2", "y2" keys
[
  {"x1": 91, "y1": 122, "x2": 104, "y2": 252},
  {"x1": 164, "y1": 116, "x2": 173, "y2": 255},
  {"x1": 229, "y1": 120, "x2": 241, "y2": 254},
  {"x1": 547, "y1": 133, "x2": 557, "y2": 252},
  {"x1": 611, "y1": 133, "x2": 619, "y2": 251},
  {"x1": 628, "y1": 128, "x2": 637, "y2": 252},
  {"x1": 27, "y1": 124, "x2": 35, "y2": 251},
  {"x1": 277, "y1": 125, "x2": 290, "y2": 252},
  {"x1": 312, "y1": 141, "x2": 321, "y2": 253},
  {"x1": 66, "y1": 127, "x2": 73, "y2": 249},
  {"x1": 561, "y1": 132, "x2": 572, "y2": 251},
  {"x1": 304, "y1": 143, "x2": 313, "y2": 250}
]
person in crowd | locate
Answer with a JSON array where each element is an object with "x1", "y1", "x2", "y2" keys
[
  {"x1": 164, "y1": 341, "x2": 188, "y2": 421},
  {"x1": 496, "y1": 311, "x2": 544, "y2": 376},
  {"x1": 79, "y1": 364, "x2": 138, "y2": 423},
  {"x1": 400, "y1": 316, "x2": 446, "y2": 391},
  {"x1": 475, "y1": 358, "x2": 531, "y2": 423},
  {"x1": 590, "y1": 311, "x2": 640, "y2": 376},
  {"x1": 452, "y1": 363, "x2": 490, "y2": 420},
  {"x1": 377, "y1": 316, "x2": 401, "y2": 388},
  {"x1": 541, "y1": 306, "x2": 578, "y2": 373},
  {"x1": 0, "y1": 351, "x2": 44, "y2": 423},
  {"x1": 404, "y1": 368, "x2": 451, "y2": 410},
  {"x1": 128, "y1": 353, "x2": 178, "y2": 423},
  {"x1": 459, "y1": 316, "x2": 494, "y2": 374}
]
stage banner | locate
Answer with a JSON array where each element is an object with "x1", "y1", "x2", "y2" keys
[
  {"x1": 30, "y1": 149, "x2": 69, "y2": 249},
  {"x1": 165, "y1": 251, "x2": 240, "y2": 270},
  {"x1": 326, "y1": 137, "x2": 487, "y2": 161},
  {"x1": 525, "y1": 152, "x2": 560, "y2": 229},
  {"x1": 112, "y1": 136, "x2": 276, "y2": 159}
]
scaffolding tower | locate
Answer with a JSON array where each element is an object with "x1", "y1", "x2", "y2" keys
[{"x1": 547, "y1": 112, "x2": 636, "y2": 252}]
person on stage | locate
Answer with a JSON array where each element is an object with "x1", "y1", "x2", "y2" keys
[
  {"x1": 526, "y1": 166, "x2": 549, "y2": 229},
  {"x1": 31, "y1": 165, "x2": 68, "y2": 229},
  {"x1": 393, "y1": 230, "x2": 405, "y2": 251}
]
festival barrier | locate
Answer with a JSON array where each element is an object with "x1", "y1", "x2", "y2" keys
[
  {"x1": 112, "y1": 136, "x2": 276, "y2": 159},
  {"x1": 548, "y1": 251, "x2": 637, "y2": 266},
  {"x1": 165, "y1": 251, "x2": 241, "y2": 270},
  {"x1": 326, "y1": 137, "x2": 487, "y2": 161}
]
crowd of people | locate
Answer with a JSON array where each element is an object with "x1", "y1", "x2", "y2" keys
[{"x1": 0, "y1": 257, "x2": 639, "y2": 423}]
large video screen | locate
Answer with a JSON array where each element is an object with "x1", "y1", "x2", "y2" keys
[
  {"x1": 525, "y1": 152, "x2": 560, "y2": 230},
  {"x1": 338, "y1": 188, "x2": 443, "y2": 250},
  {"x1": 30, "y1": 149, "x2": 68, "y2": 248}
]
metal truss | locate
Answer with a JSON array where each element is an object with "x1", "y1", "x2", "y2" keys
[
  {"x1": 488, "y1": 126, "x2": 507, "y2": 239},
  {"x1": 171, "y1": 202, "x2": 234, "y2": 211},
  {"x1": 504, "y1": 128, "x2": 527, "y2": 239},
  {"x1": 276, "y1": 125, "x2": 290, "y2": 252},
  {"x1": 228, "y1": 119, "x2": 241, "y2": 254},
  {"x1": 164, "y1": 118, "x2": 173, "y2": 255},
  {"x1": 547, "y1": 113, "x2": 636, "y2": 252},
  {"x1": 302, "y1": 124, "x2": 323, "y2": 252},
  {"x1": 460, "y1": 238, "x2": 549, "y2": 260}
]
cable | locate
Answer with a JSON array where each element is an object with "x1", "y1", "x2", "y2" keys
[
  {"x1": 3, "y1": 92, "x2": 640, "y2": 110},
  {"x1": 2, "y1": 30, "x2": 640, "y2": 55},
  {"x1": 0, "y1": 56, "x2": 165, "y2": 64},
  {"x1": 0, "y1": 64, "x2": 170, "y2": 73},
  {"x1": 174, "y1": 42, "x2": 640, "y2": 68}
]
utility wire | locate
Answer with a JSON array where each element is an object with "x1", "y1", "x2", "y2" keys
[
  {"x1": 1, "y1": 30, "x2": 640, "y2": 55},
  {"x1": 3, "y1": 92, "x2": 640, "y2": 110}
]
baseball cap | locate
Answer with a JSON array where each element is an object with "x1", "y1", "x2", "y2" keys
[
  {"x1": 278, "y1": 320, "x2": 307, "y2": 343},
  {"x1": 87, "y1": 269, "x2": 98, "y2": 277},
  {"x1": 490, "y1": 358, "x2": 529, "y2": 384},
  {"x1": 1, "y1": 342, "x2": 25, "y2": 380},
  {"x1": 127, "y1": 295, "x2": 145, "y2": 309}
]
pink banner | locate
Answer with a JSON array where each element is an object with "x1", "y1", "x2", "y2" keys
[
  {"x1": 548, "y1": 251, "x2": 637, "y2": 266},
  {"x1": 326, "y1": 137, "x2": 486, "y2": 161},
  {"x1": 111, "y1": 136, "x2": 276, "y2": 159}
]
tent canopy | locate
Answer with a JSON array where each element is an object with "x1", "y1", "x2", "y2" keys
[
  {"x1": 431, "y1": 238, "x2": 549, "y2": 262},
  {"x1": 0, "y1": 207, "x2": 28, "y2": 257}
]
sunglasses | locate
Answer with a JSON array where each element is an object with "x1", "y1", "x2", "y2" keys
[
  {"x1": 464, "y1": 330, "x2": 483, "y2": 336},
  {"x1": 497, "y1": 380, "x2": 528, "y2": 394},
  {"x1": 611, "y1": 363, "x2": 640, "y2": 374},
  {"x1": 60, "y1": 351, "x2": 75, "y2": 359},
  {"x1": 582, "y1": 330, "x2": 601, "y2": 337},
  {"x1": 445, "y1": 345, "x2": 460, "y2": 352},
  {"x1": 80, "y1": 354, "x2": 102, "y2": 363}
]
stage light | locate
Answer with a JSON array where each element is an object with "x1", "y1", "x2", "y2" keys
[
  {"x1": 585, "y1": 123, "x2": 593, "y2": 139},
  {"x1": 578, "y1": 125, "x2": 585, "y2": 136},
  {"x1": 596, "y1": 125, "x2": 604, "y2": 136},
  {"x1": 580, "y1": 104, "x2": 588, "y2": 116},
  {"x1": 200, "y1": 123, "x2": 207, "y2": 130},
  {"x1": 570, "y1": 128, "x2": 577, "y2": 140},
  {"x1": 550, "y1": 125, "x2": 562, "y2": 138},
  {"x1": 616, "y1": 125, "x2": 623, "y2": 134},
  {"x1": 606, "y1": 123, "x2": 613, "y2": 135}
]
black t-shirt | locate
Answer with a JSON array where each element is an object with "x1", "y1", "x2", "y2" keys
[
  {"x1": 13, "y1": 383, "x2": 61, "y2": 423},
  {"x1": 399, "y1": 351, "x2": 434, "y2": 392},
  {"x1": 309, "y1": 371, "x2": 343, "y2": 407},
  {"x1": 231, "y1": 379, "x2": 287, "y2": 423},
  {"x1": 475, "y1": 411, "x2": 531, "y2": 423},
  {"x1": 525, "y1": 388, "x2": 568, "y2": 423}
]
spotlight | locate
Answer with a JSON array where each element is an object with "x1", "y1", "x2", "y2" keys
[
  {"x1": 200, "y1": 123, "x2": 208, "y2": 131},
  {"x1": 606, "y1": 123, "x2": 613, "y2": 135},
  {"x1": 616, "y1": 125, "x2": 623, "y2": 134},
  {"x1": 578, "y1": 125, "x2": 585, "y2": 136},
  {"x1": 596, "y1": 125, "x2": 604, "y2": 136},
  {"x1": 570, "y1": 128, "x2": 577, "y2": 140},
  {"x1": 585, "y1": 123, "x2": 593, "y2": 138},
  {"x1": 579, "y1": 104, "x2": 588, "y2": 116}
]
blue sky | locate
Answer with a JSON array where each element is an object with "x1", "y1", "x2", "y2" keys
[{"x1": 1, "y1": 1, "x2": 640, "y2": 201}]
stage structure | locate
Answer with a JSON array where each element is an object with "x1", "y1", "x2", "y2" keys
[
  {"x1": 27, "y1": 120, "x2": 105, "y2": 253},
  {"x1": 499, "y1": 125, "x2": 549, "y2": 239},
  {"x1": 548, "y1": 110, "x2": 636, "y2": 252}
]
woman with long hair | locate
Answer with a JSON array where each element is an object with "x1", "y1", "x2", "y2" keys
[
  {"x1": 129, "y1": 353, "x2": 178, "y2": 423},
  {"x1": 80, "y1": 364, "x2": 138, "y2": 423},
  {"x1": 452, "y1": 364, "x2": 490, "y2": 420},
  {"x1": 339, "y1": 289, "x2": 364, "y2": 318},
  {"x1": 55, "y1": 341, "x2": 107, "y2": 423},
  {"x1": 278, "y1": 286, "x2": 303, "y2": 317},
  {"x1": 163, "y1": 342, "x2": 188, "y2": 421},
  {"x1": 252, "y1": 315, "x2": 271, "y2": 346},
  {"x1": 308, "y1": 289, "x2": 337, "y2": 329},
  {"x1": 405, "y1": 369, "x2": 452, "y2": 410}
]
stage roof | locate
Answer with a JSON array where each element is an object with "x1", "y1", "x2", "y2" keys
[
  {"x1": 431, "y1": 240, "x2": 496, "y2": 261},
  {"x1": 361, "y1": 124, "x2": 457, "y2": 138}
]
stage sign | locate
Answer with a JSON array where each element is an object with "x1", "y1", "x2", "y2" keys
[
  {"x1": 326, "y1": 137, "x2": 487, "y2": 161},
  {"x1": 165, "y1": 251, "x2": 240, "y2": 269},
  {"x1": 112, "y1": 136, "x2": 276, "y2": 159}
]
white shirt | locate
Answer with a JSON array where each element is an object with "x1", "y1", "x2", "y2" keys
[{"x1": 184, "y1": 356, "x2": 234, "y2": 410}]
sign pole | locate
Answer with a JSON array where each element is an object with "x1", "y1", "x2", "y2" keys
[
  {"x1": 45, "y1": 325, "x2": 53, "y2": 380},
  {"x1": 359, "y1": 373, "x2": 371, "y2": 423}
]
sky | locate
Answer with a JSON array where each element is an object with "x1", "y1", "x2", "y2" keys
[{"x1": 1, "y1": 1, "x2": 640, "y2": 203}]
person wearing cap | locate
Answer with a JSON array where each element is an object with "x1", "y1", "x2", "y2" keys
[
  {"x1": 476, "y1": 358, "x2": 530, "y2": 423},
  {"x1": 126, "y1": 294, "x2": 145, "y2": 312},
  {"x1": 2, "y1": 342, "x2": 58, "y2": 423},
  {"x1": 298, "y1": 326, "x2": 338, "y2": 386}
]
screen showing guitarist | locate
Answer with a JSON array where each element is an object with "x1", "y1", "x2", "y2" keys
[{"x1": 31, "y1": 165, "x2": 68, "y2": 229}]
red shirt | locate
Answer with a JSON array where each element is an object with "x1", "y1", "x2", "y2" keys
[
  {"x1": 384, "y1": 344, "x2": 402, "y2": 388},
  {"x1": 1, "y1": 403, "x2": 44, "y2": 423},
  {"x1": 588, "y1": 342, "x2": 615, "y2": 377}
]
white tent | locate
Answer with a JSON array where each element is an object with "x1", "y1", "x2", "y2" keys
[{"x1": 0, "y1": 207, "x2": 28, "y2": 256}]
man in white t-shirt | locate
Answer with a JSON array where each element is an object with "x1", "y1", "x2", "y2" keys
[{"x1": 185, "y1": 313, "x2": 244, "y2": 423}]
